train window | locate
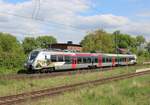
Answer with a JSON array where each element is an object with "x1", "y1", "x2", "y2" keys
[
  {"x1": 109, "y1": 58, "x2": 112, "y2": 62},
  {"x1": 119, "y1": 58, "x2": 122, "y2": 62},
  {"x1": 87, "y1": 57, "x2": 91, "y2": 63},
  {"x1": 102, "y1": 57, "x2": 105, "y2": 63},
  {"x1": 125, "y1": 58, "x2": 128, "y2": 62},
  {"x1": 106, "y1": 58, "x2": 109, "y2": 62},
  {"x1": 122, "y1": 58, "x2": 124, "y2": 62},
  {"x1": 124, "y1": 58, "x2": 126, "y2": 62},
  {"x1": 58, "y1": 55, "x2": 64, "y2": 62},
  {"x1": 123, "y1": 58, "x2": 125, "y2": 62},
  {"x1": 83, "y1": 57, "x2": 87, "y2": 63},
  {"x1": 77, "y1": 57, "x2": 82, "y2": 64},
  {"x1": 115, "y1": 58, "x2": 118, "y2": 62},
  {"x1": 65, "y1": 56, "x2": 71, "y2": 64},
  {"x1": 94, "y1": 57, "x2": 98, "y2": 63},
  {"x1": 45, "y1": 55, "x2": 51, "y2": 62},
  {"x1": 30, "y1": 51, "x2": 39, "y2": 61},
  {"x1": 129, "y1": 57, "x2": 135, "y2": 61},
  {"x1": 121, "y1": 58, "x2": 123, "y2": 62},
  {"x1": 51, "y1": 55, "x2": 57, "y2": 62}
]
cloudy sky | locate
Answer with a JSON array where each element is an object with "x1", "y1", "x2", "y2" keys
[{"x1": 0, "y1": 0, "x2": 150, "y2": 43}]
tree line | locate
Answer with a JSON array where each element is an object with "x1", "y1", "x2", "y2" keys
[
  {"x1": 0, "y1": 30, "x2": 150, "y2": 71},
  {"x1": 80, "y1": 30, "x2": 148, "y2": 54}
]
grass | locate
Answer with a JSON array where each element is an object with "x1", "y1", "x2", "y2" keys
[
  {"x1": 24, "y1": 73, "x2": 150, "y2": 105},
  {"x1": 0, "y1": 65, "x2": 150, "y2": 97},
  {"x1": 0, "y1": 67, "x2": 24, "y2": 74}
]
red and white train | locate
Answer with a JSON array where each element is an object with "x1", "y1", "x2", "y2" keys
[{"x1": 24, "y1": 49, "x2": 137, "y2": 71}]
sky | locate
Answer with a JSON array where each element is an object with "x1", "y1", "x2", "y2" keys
[{"x1": 0, "y1": 0, "x2": 150, "y2": 43}]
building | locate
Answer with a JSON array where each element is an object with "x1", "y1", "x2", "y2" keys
[{"x1": 49, "y1": 41, "x2": 82, "y2": 52}]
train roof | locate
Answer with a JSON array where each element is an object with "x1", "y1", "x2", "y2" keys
[{"x1": 31, "y1": 49, "x2": 136, "y2": 57}]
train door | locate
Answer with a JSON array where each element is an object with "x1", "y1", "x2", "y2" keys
[
  {"x1": 98, "y1": 55, "x2": 102, "y2": 67},
  {"x1": 112, "y1": 56, "x2": 115, "y2": 66},
  {"x1": 72, "y1": 56, "x2": 77, "y2": 69}
]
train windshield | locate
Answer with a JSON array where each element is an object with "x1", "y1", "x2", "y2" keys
[{"x1": 29, "y1": 51, "x2": 39, "y2": 61}]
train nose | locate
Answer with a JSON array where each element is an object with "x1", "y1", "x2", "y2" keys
[{"x1": 24, "y1": 62, "x2": 33, "y2": 70}]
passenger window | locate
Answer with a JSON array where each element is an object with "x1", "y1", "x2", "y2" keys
[
  {"x1": 124, "y1": 58, "x2": 126, "y2": 62},
  {"x1": 120, "y1": 58, "x2": 123, "y2": 62},
  {"x1": 115, "y1": 58, "x2": 118, "y2": 62},
  {"x1": 102, "y1": 57, "x2": 105, "y2": 63},
  {"x1": 65, "y1": 56, "x2": 71, "y2": 64},
  {"x1": 95, "y1": 57, "x2": 98, "y2": 63},
  {"x1": 77, "y1": 57, "x2": 82, "y2": 64},
  {"x1": 58, "y1": 55, "x2": 63, "y2": 62},
  {"x1": 87, "y1": 57, "x2": 91, "y2": 63},
  {"x1": 83, "y1": 57, "x2": 87, "y2": 63},
  {"x1": 51, "y1": 55, "x2": 57, "y2": 62},
  {"x1": 109, "y1": 58, "x2": 112, "y2": 62},
  {"x1": 106, "y1": 58, "x2": 109, "y2": 62}
]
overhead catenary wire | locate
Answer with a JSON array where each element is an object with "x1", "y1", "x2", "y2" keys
[
  {"x1": 32, "y1": 0, "x2": 41, "y2": 19},
  {"x1": 0, "y1": 11, "x2": 86, "y2": 32},
  {"x1": 35, "y1": 0, "x2": 41, "y2": 19},
  {"x1": 0, "y1": 0, "x2": 104, "y2": 36},
  {"x1": 0, "y1": 0, "x2": 104, "y2": 31}
]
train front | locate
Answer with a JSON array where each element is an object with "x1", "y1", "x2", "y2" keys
[{"x1": 24, "y1": 50, "x2": 39, "y2": 70}]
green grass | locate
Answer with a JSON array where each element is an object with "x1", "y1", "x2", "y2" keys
[
  {"x1": 0, "y1": 67, "x2": 24, "y2": 74},
  {"x1": 0, "y1": 65, "x2": 150, "y2": 97},
  {"x1": 24, "y1": 74, "x2": 150, "y2": 105}
]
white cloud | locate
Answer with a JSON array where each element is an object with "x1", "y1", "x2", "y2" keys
[
  {"x1": 0, "y1": 0, "x2": 150, "y2": 43},
  {"x1": 74, "y1": 14, "x2": 129, "y2": 30},
  {"x1": 137, "y1": 11, "x2": 150, "y2": 18}
]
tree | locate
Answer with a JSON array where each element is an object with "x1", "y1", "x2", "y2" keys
[
  {"x1": 136, "y1": 35, "x2": 145, "y2": 46},
  {"x1": 0, "y1": 33, "x2": 22, "y2": 53},
  {"x1": 146, "y1": 42, "x2": 150, "y2": 53},
  {"x1": 22, "y1": 37, "x2": 38, "y2": 54},
  {"x1": 80, "y1": 30, "x2": 114, "y2": 53},
  {"x1": 0, "y1": 33, "x2": 25, "y2": 68},
  {"x1": 112, "y1": 31, "x2": 137, "y2": 53},
  {"x1": 36, "y1": 36, "x2": 57, "y2": 48},
  {"x1": 22, "y1": 36, "x2": 57, "y2": 54}
]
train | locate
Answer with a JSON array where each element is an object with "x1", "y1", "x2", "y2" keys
[{"x1": 24, "y1": 49, "x2": 137, "y2": 72}]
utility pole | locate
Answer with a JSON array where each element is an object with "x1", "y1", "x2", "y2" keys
[{"x1": 114, "y1": 31, "x2": 120, "y2": 64}]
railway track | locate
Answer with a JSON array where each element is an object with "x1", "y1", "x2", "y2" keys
[
  {"x1": 0, "y1": 70, "x2": 149, "y2": 105},
  {"x1": 0, "y1": 64, "x2": 145, "y2": 80},
  {"x1": 0, "y1": 67, "x2": 124, "y2": 80}
]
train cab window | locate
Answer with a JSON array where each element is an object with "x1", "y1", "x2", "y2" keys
[
  {"x1": 30, "y1": 51, "x2": 39, "y2": 61},
  {"x1": 77, "y1": 57, "x2": 82, "y2": 64},
  {"x1": 51, "y1": 55, "x2": 57, "y2": 62},
  {"x1": 129, "y1": 57, "x2": 135, "y2": 61},
  {"x1": 65, "y1": 56, "x2": 71, "y2": 64},
  {"x1": 58, "y1": 55, "x2": 64, "y2": 62}
]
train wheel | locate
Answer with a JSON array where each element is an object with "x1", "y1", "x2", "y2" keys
[{"x1": 48, "y1": 67, "x2": 55, "y2": 73}]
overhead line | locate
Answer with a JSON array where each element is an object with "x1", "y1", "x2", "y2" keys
[{"x1": 0, "y1": 11, "x2": 86, "y2": 32}]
